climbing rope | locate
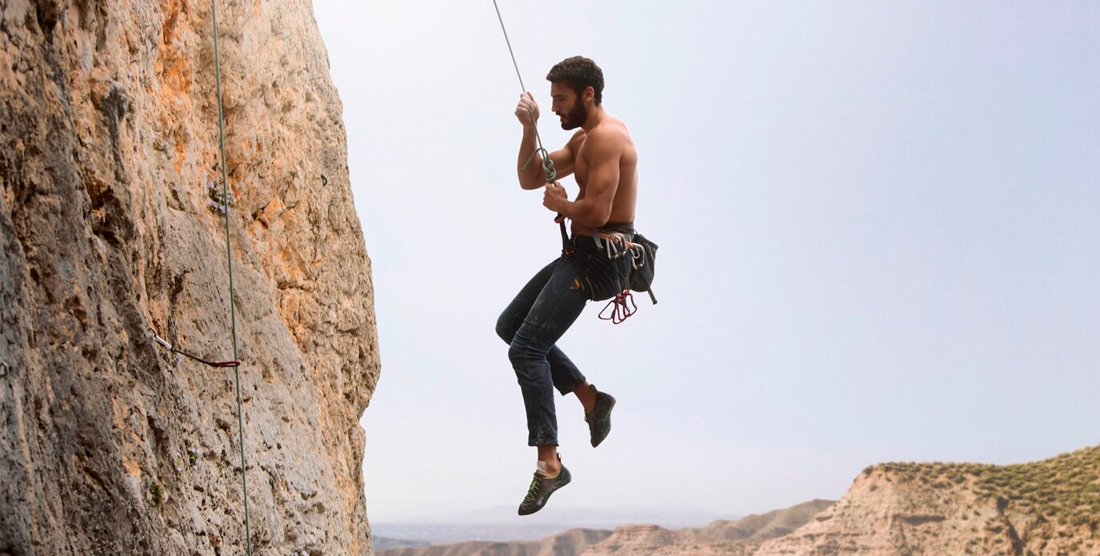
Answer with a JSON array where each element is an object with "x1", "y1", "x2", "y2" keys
[
  {"x1": 150, "y1": 5, "x2": 253, "y2": 551},
  {"x1": 491, "y1": 0, "x2": 556, "y2": 185},
  {"x1": 210, "y1": 1, "x2": 253, "y2": 553}
]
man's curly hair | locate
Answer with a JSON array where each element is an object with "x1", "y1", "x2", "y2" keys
[{"x1": 546, "y1": 56, "x2": 604, "y2": 106}]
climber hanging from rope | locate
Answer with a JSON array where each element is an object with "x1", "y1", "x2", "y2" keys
[{"x1": 493, "y1": 53, "x2": 650, "y2": 515}]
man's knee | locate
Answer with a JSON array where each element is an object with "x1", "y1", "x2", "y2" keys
[
  {"x1": 509, "y1": 333, "x2": 549, "y2": 374},
  {"x1": 495, "y1": 315, "x2": 517, "y2": 344},
  {"x1": 499, "y1": 323, "x2": 514, "y2": 345},
  {"x1": 507, "y1": 339, "x2": 529, "y2": 369}
]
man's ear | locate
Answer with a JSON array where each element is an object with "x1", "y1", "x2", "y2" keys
[{"x1": 584, "y1": 86, "x2": 595, "y2": 104}]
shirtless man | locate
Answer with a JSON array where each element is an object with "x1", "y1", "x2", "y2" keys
[{"x1": 494, "y1": 56, "x2": 639, "y2": 515}]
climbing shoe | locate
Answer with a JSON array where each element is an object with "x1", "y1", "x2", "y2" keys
[
  {"x1": 518, "y1": 461, "x2": 571, "y2": 516},
  {"x1": 585, "y1": 386, "x2": 616, "y2": 447}
]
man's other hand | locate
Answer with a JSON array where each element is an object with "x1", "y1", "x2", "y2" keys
[{"x1": 543, "y1": 182, "x2": 567, "y2": 213}]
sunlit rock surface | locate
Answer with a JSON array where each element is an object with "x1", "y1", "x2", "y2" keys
[{"x1": 0, "y1": 0, "x2": 378, "y2": 554}]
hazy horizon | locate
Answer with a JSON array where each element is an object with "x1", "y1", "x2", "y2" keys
[{"x1": 313, "y1": 1, "x2": 1100, "y2": 522}]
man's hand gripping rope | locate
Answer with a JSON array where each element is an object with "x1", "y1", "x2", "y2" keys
[{"x1": 516, "y1": 92, "x2": 565, "y2": 222}]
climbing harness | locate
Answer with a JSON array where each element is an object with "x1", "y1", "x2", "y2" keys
[{"x1": 147, "y1": 2, "x2": 253, "y2": 554}]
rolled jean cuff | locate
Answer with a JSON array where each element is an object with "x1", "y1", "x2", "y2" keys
[
  {"x1": 528, "y1": 436, "x2": 558, "y2": 447},
  {"x1": 554, "y1": 373, "x2": 586, "y2": 396}
]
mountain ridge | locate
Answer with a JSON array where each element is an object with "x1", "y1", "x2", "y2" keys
[
  {"x1": 378, "y1": 500, "x2": 834, "y2": 556},
  {"x1": 756, "y1": 443, "x2": 1100, "y2": 555},
  {"x1": 379, "y1": 444, "x2": 1100, "y2": 555}
]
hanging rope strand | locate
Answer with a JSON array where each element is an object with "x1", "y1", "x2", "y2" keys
[
  {"x1": 210, "y1": 1, "x2": 253, "y2": 554},
  {"x1": 491, "y1": 0, "x2": 556, "y2": 184},
  {"x1": 491, "y1": 0, "x2": 526, "y2": 93}
]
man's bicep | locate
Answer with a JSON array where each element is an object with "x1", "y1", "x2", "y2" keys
[
  {"x1": 547, "y1": 147, "x2": 574, "y2": 179},
  {"x1": 546, "y1": 131, "x2": 585, "y2": 180}
]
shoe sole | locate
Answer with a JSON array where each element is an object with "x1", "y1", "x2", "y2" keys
[
  {"x1": 518, "y1": 470, "x2": 572, "y2": 516},
  {"x1": 591, "y1": 395, "x2": 616, "y2": 448}
]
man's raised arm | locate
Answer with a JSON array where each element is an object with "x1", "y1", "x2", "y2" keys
[
  {"x1": 515, "y1": 92, "x2": 575, "y2": 190},
  {"x1": 543, "y1": 128, "x2": 621, "y2": 227}
]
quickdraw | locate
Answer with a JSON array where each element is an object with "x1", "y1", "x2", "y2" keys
[
  {"x1": 599, "y1": 290, "x2": 638, "y2": 324},
  {"x1": 597, "y1": 232, "x2": 647, "y2": 324},
  {"x1": 151, "y1": 327, "x2": 241, "y2": 368},
  {"x1": 603, "y1": 233, "x2": 647, "y2": 269}
]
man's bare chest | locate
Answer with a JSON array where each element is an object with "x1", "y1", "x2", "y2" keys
[{"x1": 574, "y1": 140, "x2": 590, "y2": 187}]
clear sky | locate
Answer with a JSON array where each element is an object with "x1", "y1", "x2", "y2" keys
[{"x1": 312, "y1": 1, "x2": 1100, "y2": 522}]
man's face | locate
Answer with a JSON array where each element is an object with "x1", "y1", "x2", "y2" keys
[{"x1": 550, "y1": 82, "x2": 587, "y2": 130}]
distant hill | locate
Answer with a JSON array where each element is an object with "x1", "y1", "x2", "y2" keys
[
  {"x1": 756, "y1": 444, "x2": 1100, "y2": 555},
  {"x1": 370, "y1": 505, "x2": 736, "y2": 546},
  {"x1": 378, "y1": 444, "x2": 1100, "y2": 556},
  {"x1": 377, "y1": 500, "x2": 834, "y2": 556},
  {"x1": 373, "y1": 537, "x2": 432, "y2": 552}
]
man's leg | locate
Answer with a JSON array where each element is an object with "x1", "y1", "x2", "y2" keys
[
  {"x1": 496, "y1": 259, "x2": 557, "y2": 344},
  {"x1": 497, "y1": 261, "x2": 590, "y2": 399},
  {"x1": 506, "y1": 259, "x2": 587, "y2": 459},
  {"x1": 573, "y1": 381, "x2": 596, "y2": 412},
  {"x1": 507, "y1": 259, "x2": 589, "y2": 516},
  {"x1": 497, "y1": 259, "x2": 615, "y2": 452}
]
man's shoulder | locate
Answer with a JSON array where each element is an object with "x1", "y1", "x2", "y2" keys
[
  {"x1": 564, "y1": 129, "x2": 587, "y2": 151},
  {"x1": 586, "y1": 120, "x2": 630, "y2": 153}
]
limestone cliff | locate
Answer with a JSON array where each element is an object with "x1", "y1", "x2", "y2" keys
[
  {"x1": 755, "y1": 445, "x2": 1100, "y2": 556},
  {"x1": 0, "y1": 0, "x2": 379, "y2": 554}
]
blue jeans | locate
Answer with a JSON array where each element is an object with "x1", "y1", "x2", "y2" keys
[{"x1": 496, "y1": 257, "x2": 589, "y2": 446}]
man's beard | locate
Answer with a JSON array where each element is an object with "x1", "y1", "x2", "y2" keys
[{"x1": 559, "y1": 102, "x2": 588, "y2": 130}]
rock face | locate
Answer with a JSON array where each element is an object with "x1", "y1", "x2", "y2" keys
[
  {"x1": 0, "y1": 0, "x2": 379, "y2": 555},
  {"x1": 378, "y1": 500, "x2": 835, "y2": 556},
  {"x1": 755, "y1": 445, "x2": 1100, "y2": 556}
]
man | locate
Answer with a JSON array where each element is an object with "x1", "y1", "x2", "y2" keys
[{"x1": 495, "y1": 56, "x2": 640, "y2": 515}]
